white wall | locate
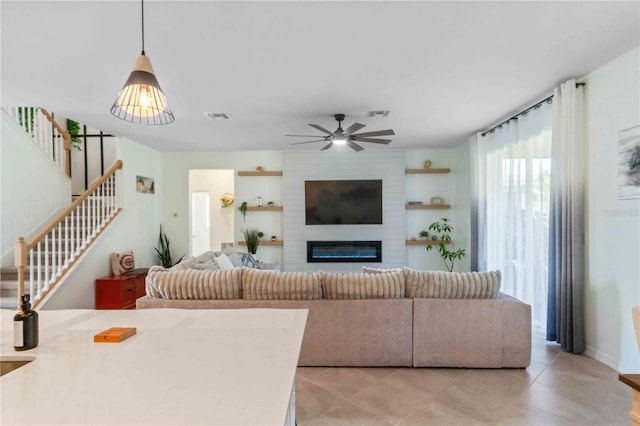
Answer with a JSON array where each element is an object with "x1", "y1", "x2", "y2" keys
[
  {"x1": 189, "y1": 169, "x2": 235, "y2": 254},
  {"x1": 0, "y1": 109, "x2": 71, "y2": 267},
  {"x1": 404, "y1": 149, "x2": 469, "y2": 271},
  {"x1": 161, "y1": 149, "x2": 471, "y2": 271},
  {"x1": 584, "y1": 46, "x2": 640, "y2": 372},
  {"x1": 42, "y1": 137, "x2": 162, "y2": 309},
  {"x1": 161, "y1": 152, "x2": 284, "y2": 264},
  {"x1": 453, "y1": 142, "x2": 472, "y2": 272},
  {"x1": 283, "y1": 150, "x2": 405, "y2": 272}
]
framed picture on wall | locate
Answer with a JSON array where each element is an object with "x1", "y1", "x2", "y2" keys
[
  {"x1": 430, "y1": 196, "x2": 443, "y2": 205},
  {"x1": 136, "y1": 176, "x2": 155, "y2": 194},
  {"x1": 618, "y1": 125, "x2": 640, "y2": 200}
]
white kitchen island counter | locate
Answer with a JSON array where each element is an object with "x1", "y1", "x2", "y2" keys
[{"x1": 0, "y1": 308, "x2": 307, "y2": 425}]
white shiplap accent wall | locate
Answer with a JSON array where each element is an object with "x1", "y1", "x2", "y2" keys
[{"x1": 283, "y1": 149, "x2": 405, "y2": 272}]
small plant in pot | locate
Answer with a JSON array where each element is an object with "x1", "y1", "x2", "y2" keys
[
  {"x1": 418, "y1": 230, "x2": 430, "y2": 240},
  {"x1": 240, "y1": 202, "x2": 248, "y2": 222},
  {"x1": 243, "y1": 228, "x2": 262, "y2": 255},
  {"x1": 425, "y1": 217, "x2": 466, "y2": 272}
]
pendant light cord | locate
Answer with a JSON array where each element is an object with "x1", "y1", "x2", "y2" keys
[{"x1": 141, "y1": 0, "x2": 145, "y2": 55}]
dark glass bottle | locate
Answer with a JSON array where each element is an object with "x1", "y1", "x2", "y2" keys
[{"x1": 14, "y1": 294, "x2": 38, "y2": 351}]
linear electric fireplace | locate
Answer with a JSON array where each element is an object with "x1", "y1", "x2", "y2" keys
[{"x1": 307, "y1": 241, "x2": 382, "y2": 263}]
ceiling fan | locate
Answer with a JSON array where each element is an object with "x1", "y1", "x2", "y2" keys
[{"x1": 286, "y1": 114, "x2": 395, "y2": 152}]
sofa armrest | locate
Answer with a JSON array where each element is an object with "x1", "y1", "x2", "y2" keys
[{"x1": 499, "y1": 293, "x2": 532, "y2": 367}]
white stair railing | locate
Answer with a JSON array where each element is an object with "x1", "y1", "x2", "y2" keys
[
  {"x1": 14, "y1": 160, "x2": 123, "y2": 309},
  {"x1": 9, "y1": 106, "x2": 71, "y2": 177}
]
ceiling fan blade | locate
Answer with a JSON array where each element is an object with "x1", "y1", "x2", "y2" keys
[
  {"x1": 347, "y1": 141, "x2": 365, "y2": 152},
  {"x1": 285, "y1": 134, "x2": 326, "y2": 137},
  {"x1": 344, "y1": 122, "x2": 366, "y2": 134},
  {"x1": 320, "y1": 142, "x2": 334, "y2": 151},
  {"x1": 308, "y1": 124, "x2": 334, "y2": 135},
  {"x1": 352, "y1": 137, "x2": 392, "y2": 144},
  {"x1": 351, "y1": 129, "x2": 395, "y2": 138},
  {"x1": 291, "y1": 139, "x2": 327, "y2": 145}
]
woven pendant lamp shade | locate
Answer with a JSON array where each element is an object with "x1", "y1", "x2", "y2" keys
[{"x1": 111, "y1": 54, "x2": 174, "y2": 125}]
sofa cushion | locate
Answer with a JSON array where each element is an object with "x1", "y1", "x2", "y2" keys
[
  {"x1": 321, "y1": 270, "x2": 405, "y2": 299},
  {"x1": 404, "y1": 268, "x2": 501, "y2": 299},
  {"x1": 145, "y1": 266, "x2": 242, "y2": 299},
  {"x1": 242, "y1": 268, "x2": 322, "y2": 300}
]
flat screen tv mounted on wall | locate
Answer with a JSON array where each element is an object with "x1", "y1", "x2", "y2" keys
[{"x1": 305, "y1": 180, "x2": 383, "y2": 225}]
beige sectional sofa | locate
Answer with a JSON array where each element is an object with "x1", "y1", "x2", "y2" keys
[{"x1": 137, "y1": 262, "x2": 531, "y2": 368}]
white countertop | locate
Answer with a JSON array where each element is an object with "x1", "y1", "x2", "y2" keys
[{"x1": 0, "y1": 308, "x2": 307, "y2": 425}]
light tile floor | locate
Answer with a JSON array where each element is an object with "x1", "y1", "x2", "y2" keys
[{"x1": 295, "y1": 329, "x2": 632, "y2": 425}]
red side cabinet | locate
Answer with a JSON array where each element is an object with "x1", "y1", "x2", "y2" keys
[{"x1": 96, "y1": 273, "x2": 146, "y2": 310}]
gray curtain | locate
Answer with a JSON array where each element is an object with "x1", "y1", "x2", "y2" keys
[{"x1": 546, "y1": 79, "x2": 586, "y2": 353}]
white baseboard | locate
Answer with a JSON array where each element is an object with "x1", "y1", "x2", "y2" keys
[{"x1": 584, "y1": 344, "x2": 635, "y2": 373}]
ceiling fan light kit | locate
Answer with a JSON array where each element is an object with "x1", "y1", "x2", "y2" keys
[
  {"x1": 110, "y1": 0, "x2": 174, "y2": 125},
  {"x1": 287, "y1": 113, "x2": 395, "y2": 152}
]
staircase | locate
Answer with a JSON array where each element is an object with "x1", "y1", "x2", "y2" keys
[{"x1": 1, "y1": 107, "x2": 123, "y2": 310}]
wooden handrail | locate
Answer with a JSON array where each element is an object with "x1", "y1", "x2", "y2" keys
[
  {"x1": 40, "y1": 108, "x2": 72, "y2": 177},
  {"x1": 40, "y1": 108, "x2": 67, "y2": 136},
  {"x1": 23, "y1": 159, "x2": 123, "y2": 252}
]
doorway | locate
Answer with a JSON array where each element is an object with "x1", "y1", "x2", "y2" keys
[
  {"x1": 191, "y1": 192, "x2": 210, "y2": 255},
  {"x1": 188, "y1": 170, "x2": 235, "y2": 256}
]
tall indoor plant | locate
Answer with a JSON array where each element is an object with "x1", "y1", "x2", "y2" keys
[
  {"x1": 155, "y1": 225, "x2": 183, "y2": 267},
  {"x1": 425, "y1": 217, "x2": 466, "y2": 272}
]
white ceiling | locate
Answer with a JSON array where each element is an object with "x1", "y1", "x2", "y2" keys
[{"x1": 2, "y1": 1, "x2": 638, "y2": 152}]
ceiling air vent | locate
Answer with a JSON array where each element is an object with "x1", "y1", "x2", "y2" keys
[
  {"x1": 204, "y1": 112, "x2": 232, "y2": 120},
  {"x1": 367, "y1": 110, "x2": 390, "y2": 117}
]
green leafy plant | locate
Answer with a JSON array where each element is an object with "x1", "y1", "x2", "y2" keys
[
  {"x1": 418, "y1": 230, "x2": 430, "y2": 239},
  {"x1": 66, "y1": 119, "x2": 82, "y2": 151},
  {"x1": 155, "y1": 225, "x2": 183, "y2": 268},
  {"x1": 240, "y1": 202, "x2": 248, "y2": 222},
  {"x1": 425, "y1": 217, "x2": 466, "y2": 272},
  {"x1": 243, "y1": 228, "x2": 262, "y2": 254}
]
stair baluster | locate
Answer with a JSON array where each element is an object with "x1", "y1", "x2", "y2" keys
[{"x1": 13, "y1": 160, "x2": 123, "y2": 309}]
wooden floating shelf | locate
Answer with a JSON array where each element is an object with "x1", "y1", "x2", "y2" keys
[
  {"x1": 405, "y1": 204, "x2": 451, "y2": 210},
  {"x1": 405, "y1": 168, "x2": 451, "y2": 174},
  {"x1": 238, "y1": 206, "x2": 283, "y2": 211},
  {"x1": 238, "y1": 240, "x2": 283, "y2": 246},
  {"x1": 237, "y1": 171, "x2": 283, "y2": 176},
  {"x1": 406, "y1": 240, "x2": 451, "y2": 246}
]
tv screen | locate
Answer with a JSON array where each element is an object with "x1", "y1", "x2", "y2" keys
[{"x1": 305, "y1": 180, "x2": 383, "y2": 225}]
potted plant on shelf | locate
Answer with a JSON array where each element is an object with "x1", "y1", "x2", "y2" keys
[
  {"x1": 419, "y1": 230, "x2": 430, "y2": 240},
  {"x1": 425, "y1": 217, "x2": 466, "y2": 272},
  {"x1": 243, "y1": 228, "x2": 262, "y2": 255},
  {"x1": 240, "y1": 202, "x2": 247, "y2": 222}
]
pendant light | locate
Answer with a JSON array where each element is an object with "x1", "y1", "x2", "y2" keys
[{"x1": 111, "y1": 0, "x2": 174, "y2": 125}]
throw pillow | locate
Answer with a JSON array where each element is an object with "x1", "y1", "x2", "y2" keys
[
  {"x1": 110, "y1": 251, "x2": 135, "y2": 276},
  {"x1": 241, "y1": 268, "x2": 322, "y2": 300},
  {"x1": 169, "y1": 256, "x2": 198, "y2": 270},
  {"x1": 194, "y1": 261, "x2": 220, "y2": 271},
  {"x1": 227, "y1": 252, "x2": 245, "y2": 267},
  {"x1": 241, "y1": 253, "x2": 258, "y2": 269},
  {"x1": 194, "y1": 251, "x2": 217, "y2": 264},
  {"x1": 361, "y1": 266, "x2": 403, "y2": 274},
  {"x1": 214, "y1": 253, "x2": 235, "y2": 270},
  {"x1": 404, "y1": 267, "x2": 501, "y2": 299},
  {"x1": 321, "y1": 270, "x2": 405, "y2": 299}
]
